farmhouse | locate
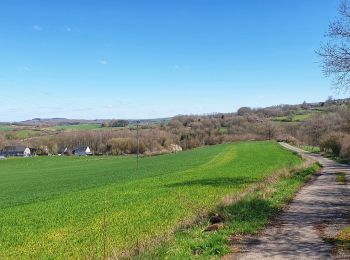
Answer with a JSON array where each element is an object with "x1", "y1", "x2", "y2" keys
[
  {"x1": 2, "y1": 146, "x2": 31, "y2": 157},
  {"x1": 72, "y1": 146, "x2": 92, "y2": 156},
  {"x1": 57, "y1": 147, "x2": 72, "y2": 156}
]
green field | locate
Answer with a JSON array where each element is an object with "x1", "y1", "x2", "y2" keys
[
  {"x1": 142, "y1": 163, "x2": 319, "y2": 258},
  {"x1": 3, "y1": 129, "x2": 42, "y2": 140},
  {"x1": 0, "y1": 125, "x2": 44, "y2": 139},
  {"x1": 272, "y1": 109, "x2": 324, "y2": 123},
  {"x1": 0, "y1": 141, "x2": 302, "y2": 258},
  {"x1": 47, "y1": 123, "x2": 131, "y2": 131},
  {"x1": 273, "y1": 114, "x2": 312, "y2": 122},
  {"x1": 48, "y1": 123, "x2": 102, "y2": 131},
  {"x1": 0, "y1": 125, "x2": 16, "y2": 131}
]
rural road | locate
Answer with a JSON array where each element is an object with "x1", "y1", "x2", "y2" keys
[{"x1": 230, "y1": 142, "x2": 350, "y2": 260}]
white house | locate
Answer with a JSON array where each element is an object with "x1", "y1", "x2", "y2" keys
[
  {"x1": 72, "y1": 146, "x2": 92, "y2": 156},
  {"x1": 57, "y1": 147, "x2": 72, "y2": 156},
  {"x1": 2, "y1": 146, "x2": 31, "y2": 157}
]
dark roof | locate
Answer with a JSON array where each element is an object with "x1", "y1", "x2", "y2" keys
[
  {"x1": 58, "y1": 147, "x2": 73, "y2": 154},
  {"x1": 3, "y1": 146, "x2": 27, "y2": 152},
  {"x1": 57, "y1": 147, "x2": 67, "y2": 153},
  {"x1": 73, "y1": 146, "x2": 89, "y2": 152}
]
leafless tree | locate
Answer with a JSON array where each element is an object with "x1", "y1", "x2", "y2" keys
[{"x1": 318, "y1": 0, "x2": 350, "y2": 92}]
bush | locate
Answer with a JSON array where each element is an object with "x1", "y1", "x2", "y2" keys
[
  {"x1": 107, "y1": 138, "x2": 146, "y2": 155},
  {"x1": 276, "y1": 134, "x2": 298, "y2": 145},
  {"x1": 340, "y1": 135, "x2": 350, "y2": 160},
  {"x1": 320, "y1": 132, "x2": 344, "y2": 156}
]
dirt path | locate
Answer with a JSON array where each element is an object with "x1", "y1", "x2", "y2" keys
[{"x1": 226, "y1": 143, "x2": 350, "y2": 259}]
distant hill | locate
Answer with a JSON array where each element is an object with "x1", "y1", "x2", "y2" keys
[
  {"x1": 12, "y1": 117, "x2": 171, "y2": 127},
  {"x1": 7, "y1": 98, "x2": 350, "y2": 127},
  {"x1": 13, "y1": 118, "x2": 105, "y2": 126}
]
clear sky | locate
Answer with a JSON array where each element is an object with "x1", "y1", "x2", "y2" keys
[{"x1": 0, "y1": 0, "x2": 347, "y2": 121}]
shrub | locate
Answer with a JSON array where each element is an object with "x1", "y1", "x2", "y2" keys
[
  {"x1": 276, "y1": 134, "x2": 298, "y2": 145},
  {"x1": 107, "y1": 138, "x2": 146, "y2": 155},
  {"x1": 340, "y1": 135, "x2": 350, "y2": 160},
  {"x1": 320, "y1": 132, "x2": 344, "y2": 156}
]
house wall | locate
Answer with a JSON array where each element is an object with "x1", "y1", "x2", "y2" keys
[{"x1": 24, "y1": 148, "x2": 31, "y2": 157}]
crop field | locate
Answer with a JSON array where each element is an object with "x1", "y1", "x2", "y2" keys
[
  {"x1": 0, "y1": 141, "x2": 302, "y2": 258},
  {"x1": 47, "y1": 123, "x2": 102, "y2": 131},
  {"x1": 272, "y1": 113, "x2": 312, "y2": 122},
  {"x1": 272, "y1": 109, "x2": 325, "y2": 123},
  {"x1": 2, "y1": 129, "x2": 43, "y2": 140},
  {"x1": 0, "y1": 125, "x2": 15, "y2": 131},
  {"x1": 46, "y1": 123, "x2": 132, "y2": 132}
]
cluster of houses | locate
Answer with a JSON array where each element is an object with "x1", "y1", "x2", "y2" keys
[
  {"x1": 0, "y1": 145, "x2": 92, "y2": 158},
  {"x1": 57, "y1": 146, "x2": 92, "y2": 156}
]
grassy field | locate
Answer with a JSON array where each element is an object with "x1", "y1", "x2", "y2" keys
[
  {"x1": 47, "y1": 123, "x2": 132, "y2": 131},
  {"x1": 0, "y1": 125, "x2": 15, "y2": 131},
  {"x1": 0, "y1": 125, "x2": 44, "y2": 139},
  {"x1": 0, "y1": 141, "x2": 303, "y2": 258},
  {"x1": 273, "y1": 114, "x2": 312, "y2": 122},
  {"x1": 272, "y1": 109, "x2": 325, "y2": 123},
  {"x1": 47, "y1": 123, "x2": 102, "y2": 131},
  {"x1": 3, "y1": 129, "x2": 42, "y2": 140},
  {"x1": 141, "y1": 163, "x2": 319, "y2": 258}
]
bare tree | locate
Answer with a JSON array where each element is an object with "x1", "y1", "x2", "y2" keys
[{"x1": 318, "y1": 0, "x2": 350, "y2": 92}]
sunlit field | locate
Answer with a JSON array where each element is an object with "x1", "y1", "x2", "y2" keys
[{"x1": 0, "y1": 141, "x2": 302, "y2": 258}]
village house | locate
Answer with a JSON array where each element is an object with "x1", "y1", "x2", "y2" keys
[
  {"x1": 57, "y1": 147, "x2": 72, "y2": 156},
  {"x1": 1, "y1": 146, "x2": 31, "y2": 157},
  {"x1": 72, "y1": 146, "x2": 92, "y2": 156}
]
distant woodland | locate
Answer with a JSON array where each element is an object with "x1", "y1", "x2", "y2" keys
[{"x1": 1, "y1": 98, "x2": 350, "y2": 161}]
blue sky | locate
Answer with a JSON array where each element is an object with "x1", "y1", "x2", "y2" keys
[{"x1": 0, "y1": 0, "x2": 346, "y2": 121}]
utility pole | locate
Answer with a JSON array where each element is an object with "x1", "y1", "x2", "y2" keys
[
  {"x1": 186, "y1": 134, "x2": 189, "y2": 150},
  {"x1": 172, "y1": 130, "x2": 177, "y2": 154},
  {"x1": 136, "y1": 120, "x2": 140, "y2": 170}
]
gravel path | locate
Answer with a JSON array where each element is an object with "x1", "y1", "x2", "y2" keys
[{"x1": 229, "y1": 143, "x2": 350, "y2": 260}]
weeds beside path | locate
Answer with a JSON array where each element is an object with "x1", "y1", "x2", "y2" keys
[{"x1": 229, "y1": 143, "x2": 350, "y2": 259}]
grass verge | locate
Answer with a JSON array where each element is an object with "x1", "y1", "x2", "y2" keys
[
  {"x1": 139, "y1": 161, "x2": 320, "y2": 259},
  {"x1": 297, "y1": 145, "x2": 320, "y2": 153},
  {"x1": 336, "y1": 227, "x2": 350, "y2": 251}
]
